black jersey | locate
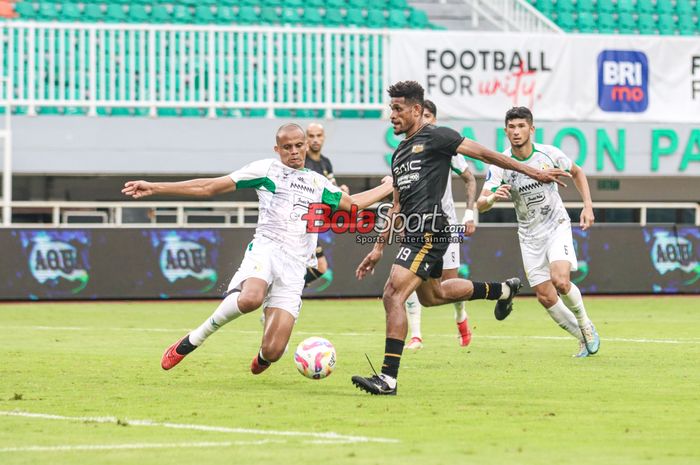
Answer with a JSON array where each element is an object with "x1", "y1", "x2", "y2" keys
[
  {"x1": 305, "y1": 154, "x2": 335, "y2": 182},
  {"x1": 391, "y1": 124, "x2": 464, "y2": 227}
]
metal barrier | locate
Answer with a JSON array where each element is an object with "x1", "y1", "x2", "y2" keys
[
  {"x1": 3, "y1": 200, "x2": 698, "y2": 227},
  {"x1": 0, "y1": 22, "x2": 388, "y2": 116}
]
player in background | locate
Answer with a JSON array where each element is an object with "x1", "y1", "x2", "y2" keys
[
  {"x1": 352, "y1": 81, "x2": 571, "y2": 395},
  {"x1": 405, "y1": 100, "x2": 477, "y2": 350},
  {"x1": 122, "y1": 123, "x2": 392, "y2": 375},
  {"x1": 477, "y1": 107, "x2": 600, "y2": 358},
  {"x1": 304, "y1": 123, "x2": 349, "y2": 287}
]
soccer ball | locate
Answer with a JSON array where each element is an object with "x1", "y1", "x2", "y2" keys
[{"x1": 293, "y1": 337, "x2": 336, "y2": 380}]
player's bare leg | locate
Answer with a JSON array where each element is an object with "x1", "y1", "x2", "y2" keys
[
  {"x1": 550, "y1": 261, "x2": 599, "y2": 354},
  {"x1": 161, "y1": 278, "x2": 268, "y2": 370},
  {"x1": 251, "y1": 306, "x2": 296, "y2": 374},
  {"x1": 441, "y1": 268, "x2": 471, "y2": 346}
]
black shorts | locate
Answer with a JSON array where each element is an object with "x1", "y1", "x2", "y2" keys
[{"x1": 393, "y1": 232, "x2": 450, "y2": 280}]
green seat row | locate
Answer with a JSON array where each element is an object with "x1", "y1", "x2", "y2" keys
[
  {"x1": 553, "y1": 10, "x2": 699, "y2": 34},
  {"x1": 533, "y1": 0, "x2": 700, "y2": 16}
]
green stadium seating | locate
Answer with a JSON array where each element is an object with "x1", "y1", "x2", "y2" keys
[
  {"x1": 14, "y1": 2, "x2": 37, "y2": 19},
  {"x1": 556, "y1": 11, "x2": 576, "y2": 31},
  {"x1": 409, "y1": 9, "x2": 429, "y2": 28},
  {"x1": 387, "y1": 9, "x2": 408, "y2": 28},
  {"x1": 555, "y1": 0, "x2": 574, "y2": 14},
  {"x1": 193, "y1": 5, "x2": 215, "y2": 24},
  {"x1": 127, "y1": 4, "x2": 149, "y2": 23},
  {"x1": 597, "y1": 12, "x2": 616, "y2": 33},
  {"x1": 636, "y1": 0, "x2": 654, "y2": 15},
  {"x1": 676, "y1": 0, "x2": 693, "y2": 15},
  {"x1": 259, "y1": 6, "x2": 279, "y2": 25},
  {"x1": 60, "y1": 3, "x2": 82, "y2": 22},
  {"x1": 345, "y1": 8, "x2": 365, "y2": 27},
  {"x1": 618, "y1": 13, "x2": 636, "y2": 33},
  {"x1": 104, "y1": 4, "x2": 127, "y2": 23},
  {"x1": 305, "y1": 0, "x2": 324, "y2": 6},
  {"x1": 576, "y1": 12, "x2": 596, "y2": 32},
  {"x1": 301, "y1": 7, "x2": 323, "y2": 25},
  {"x1": 237, "y1": 6, "x2": 258, "y2": 24},
  {"x1": 637, "y1": 13, "x2": 656, "y2": 34},
  {"x1": 83, "y1": 4, "x2": 104, "y2": 22},
  {"x1": 326, "y1": 0, "x2": 346, "y2": 8},
  {"x1": 37, "y1": 2, "x2": 59, "y2": 21},
  {"x1": 576, "y1": 0, "x2": 594, "y2": 13},
  {"x1": 657, "y1": 14, "x2": 676, "y2": 34},
  {"x1": 324, "y1": 8, "x2": 344, "y2": 27},
  {"x1": 656, "y1": 1, "x2": 675, "y2": 15},
  {"x1": 366, "y1": 9, "x2": 386, "y2": 28},
  {"x1": 596, "y1": 0, "x2": 615, "y2": 14},
  {"x1": 388, "y1": 0, "x2": 409, "y2": 9},
  {"x1": 154, "y1": 5, "x2": 175, "y2": 23},
  {"x1": 617, "y1": 0, "x2": 634, "y2": 14},
  {"x1": 280, "y1": 7, "x2": 300, "y2": 25},
  {"x1": 677, "y1": 16, "x2": 696, "y2": 35},
  {"x1": 215, "y1": 6, "x2": 235, "y2": 24},
  {"x1": 535, "y1": 0, "x2": 554, "y2": 15}
]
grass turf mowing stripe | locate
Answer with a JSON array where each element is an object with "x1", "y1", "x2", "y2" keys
[{"x1": 0, "y1": 440, "x2": 281, "y2": 453}]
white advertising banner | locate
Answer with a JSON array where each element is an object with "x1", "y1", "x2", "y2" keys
[{"x1": 389, "y1": 31, "x2": 700, "y2": 123}]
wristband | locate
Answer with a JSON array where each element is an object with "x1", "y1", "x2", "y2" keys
[{"x1": 462, "y1": 209, "x2": 474, "y2": 223}]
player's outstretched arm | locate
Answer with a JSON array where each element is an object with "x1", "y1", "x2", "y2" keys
[
  {"x1": 456, "y1": 139, "x2": 571, "y2": 187},
  {"x1": 355, "y1": 186, "x2": 400, "y2": 280},
  {"x1": 338, "y1": 176, "x2": 393, "y2": 211},
  {"x1": 476, "y1": 185, "x2": 511, "y2": 213},
  {"x1": 458, "y1": 169, "x2": 477, "y2": 236},
  {"x1": 122, "y1": 176, "x2": 236, "y2": 199},
  {"x1": 570, "y1": 164, "x2": 595, "y2": 230}
]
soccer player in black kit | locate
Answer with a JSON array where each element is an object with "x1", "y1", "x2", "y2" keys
[{"x1": 352, "y1": 81, "x2": 570, "y2": 395}]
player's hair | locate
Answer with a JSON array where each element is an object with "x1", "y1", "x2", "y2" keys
[
  {"x1": 505, "y1": 107, "x2": 534, "y2": 126},
  {"x1": 387, "y1": 80, "x2": 424, "y2": 108},
  {"x1": 423, "y1": 99, "x2": 437, "y2": 118},
  {"x1": 276, "y1": 123, "x2": 306, "y2": 143}
]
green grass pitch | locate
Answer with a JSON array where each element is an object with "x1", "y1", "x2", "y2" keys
[{"x1": 1, "y1": 297, "x2": 699, "y2": 465}]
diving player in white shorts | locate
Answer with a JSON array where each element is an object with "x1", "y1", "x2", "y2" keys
[
  {"x1": 405, "y1": 100, "x2": 478, "y2": 350},
  {"x1": 477, "y1": 107, "x2": 600, "y2": 357},
  {"x1": 122, "y1": 123, "x2": 392, "y2": 375}
]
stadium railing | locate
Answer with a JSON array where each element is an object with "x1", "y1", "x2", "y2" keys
[
  {"x1": 3, "y1": 200, "x2": 698, "y2": 227},
  {"x1": 0, "y1": 21, "x2": 388, "y2": 117}
]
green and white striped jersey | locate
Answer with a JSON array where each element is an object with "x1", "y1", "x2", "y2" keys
[
  {"x1": 483, "y1": 144, "x2": 573, "y2": 242},
  {"x1": 229, "y1": 158, "x2": 342, "y2": 262}
]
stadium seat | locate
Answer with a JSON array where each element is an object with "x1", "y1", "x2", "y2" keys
[
  {"x1": 367, "y1": 9, "x2": 386, "y2": 28},
  {"x1": 387, "y1": 9, "x2": 408, "y2": 28},
  {"x1": 576, "y1": 0, "x2": 594, "y2": 13},
  {"x1": 259, "y1": 6, "x2": 280, "y2": 25},
  {"x1": 154, "y1": 5, "x2": 175, "y2": 23},
  {"x1": 576, "y1": 12, "x2": 596, "y2": 32},
  {"x1": 127, "y1": 5, "x2": 149, "y2": 23},
  {"x1": 104, "y1": 4, "x2": 127, "y2": 23},
  {"x1": 305, "y1": 0, "x2": 324, "y2": 6},
  {"x1": 83, "y1": 3, "x2": 104, "y2": 22},
  {"x1": 324, "y1": 8, "x2": 344, "y2": 27},
  {"x1": 326, "y1": 0, "x2": 346, "y2": 8},
  {"x1": 556, "y1": 11, "x2": 576, "y2": 31},
  {"x1": 617, "y1": 0, "x2": 634, "y2": 14},
  {"x1": 408, "y1": 9, "x2": 429, "y2": 28},
  {"x1": 301, "y1": 7, "x2": 323, "y2": 26},
  {"x1": 37, "y1": 2, "x2": 59, "y2": 21},
  {"x1": 618, "y1": 13, "x2": 636, "y2": 33},
  {"x1": 677, "y1": 16, "x2": 697, "y2": 35},
  {"x1": 534, "y1": 0, "x2": 554, "y2": 15},
  {"x1": 193, "y1": 5, "x2": 215, "y2": 24},
  {"x1": 657, "y1": 14, "x2": 677, "y2": 35},
  {"x1": 596, "y1": 0, "x2": 615, "y2": 14},
  {"x1": 345, "y1": 8, "x2": 365, "y2": 26},
  {"x1": 237, "y1": 6, "x2": 259, "y2": 24},
  {"x1": 215, "y1": 6, "x2": 235, "y2": 24},
  {"x1": 636, "y1": 0, "x2": 655, "y2": 14},
  {"x1": 388, "y1": 0, "x2": 409, "y2": 9},
  {"x1": 637, "y1": 13, "x2": 657, "y2": 34},
  {"x1": 280, "y1": 7, "x2": 300, "y2": 25},
  {"x1": 597, "y1": 12, "x2": 616, "y2": 33},
  {"x1": 676, "y1": 0, "x2": 693, "y2": 15},
  {"x1": 60, "y1": 3, "x2": 82, "y2": 22},
  {"x1": 656, "y1": 1, "x2": 675, "y2": 15},
  {"x1": 14, "y1": 2, "x2": 37, "y2": 20},
  {"x1": 555, "y1": 0, "x2": 574, "y2": 14}
]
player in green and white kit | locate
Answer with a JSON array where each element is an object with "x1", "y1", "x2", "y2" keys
[
  {"x1": 122, "y1": 124, "x2": 392, "y2": 374},
  {"x1": 477, "y1": 107, "x2": 600, "y2": 357},
  {"x1": 405, "y1": 100, "x2": 477, "y2": 350}
]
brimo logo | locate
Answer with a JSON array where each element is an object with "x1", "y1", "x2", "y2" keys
[{"x1": 302, "y1": 202, "x2": 465, "y2": 245}]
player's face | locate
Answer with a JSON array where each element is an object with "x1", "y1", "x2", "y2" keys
[
  {"x1": 389, "y1": 97, "x2": 421, "y2": 135},
  {"x1": 505, "y1": 118, "x2": 534, "y2": 148},
  {"x1": 306, "y1": 127, "x2": 325, "y2": 153},
  {"x1": 422, "y1": 109, "x2": 436, "y2": 125},
  {"x1": 275, "y1": 129, "x2": 307, "y2": 169}
]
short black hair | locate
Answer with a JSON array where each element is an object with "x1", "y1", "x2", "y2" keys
[
  {"x1": 423, "y1": 99, "x2": 437, "y2": 117},
  {"x1": 505, "y1": 106, "x2": 534, "y2": 126},
  {"x1": 387, "y1": 80, "x2": 424, "y2": 108}
]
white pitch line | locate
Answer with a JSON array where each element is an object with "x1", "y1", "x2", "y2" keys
[
  {"x1": 0, "y1": 440, "x2": 280, "y2": 453},
  {"x1": 0, "y1": 411, "x2": 400, "y2": 445},
  {"x1": 4, "y1": 325, "x2": 700, "y2": 344}
]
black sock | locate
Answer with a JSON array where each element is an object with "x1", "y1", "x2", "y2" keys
[
  {"x1": 175, "y1": 335, "x2": 198, "y2": 356},
  {"x1": 380, "y1": 338, "x2": 404, "y2": 379},
  {"x1": 469, "y1": 282, "x2": 503, "y2": 301},
  {"x1": 257, "y1": 351, "x2": 271, "y2": 367},
  {"x1": 304, "y1": 267, "x2": 323, "y2": 285}
]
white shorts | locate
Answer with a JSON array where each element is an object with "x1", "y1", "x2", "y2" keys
[
  {"x1": 519, "y1": 223, "x2": 577, "y2": 287},
  {"x1": 442, "y1": 239, "x2": 460, "y2": 270},
  {"x1": 227, "y1": 237, "x2": 306, "y2": 319}
]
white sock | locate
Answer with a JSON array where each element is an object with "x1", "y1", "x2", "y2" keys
[
  {"x1": 379, "y1": 373, "x2": 397, "y2": 388},
  {"x1": 189, "y1": 291, "x2": 243, "y2": 346},
  {"x1": 560, "y1": 283, "x2": 591, "y2": 328},
  {"x1": 499, "y1": 283, "x2": 511, "y2": 300},
  {"x1": 405, "y1": 291, "x2": 422, "y2": 340},
  {"x1": 454, "y1": 301, "x2": 467, "y2": 323},
  {"x1": 546, "y1": 298, "x2": 584, "y2": 342}
]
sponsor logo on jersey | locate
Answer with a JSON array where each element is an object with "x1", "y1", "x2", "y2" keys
[
  {"x1": 597, "y1": 50, "x2": 649, "y2": 113},
  {"x1": 290, "y1": 181, "x2": 315, "y2": 194},
  {"x1": 412, "y1": 144, "x2": 424, "y2": 154}
]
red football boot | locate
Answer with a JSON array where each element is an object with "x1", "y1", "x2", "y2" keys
[
  {"x1": 161, "y1": 336, "x2": 189, "y2": 370},
  {"x1": 250, "y1": 356, "x2": 270, "y2": 375},
  {"x1": 457, "y1": 319, "x2": 472, "y2": 347}
]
